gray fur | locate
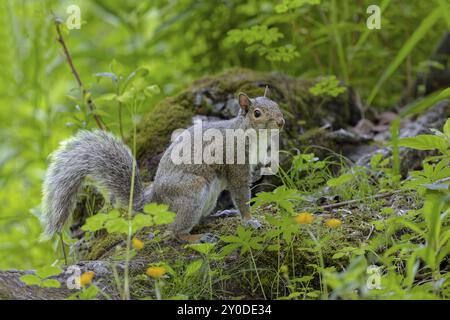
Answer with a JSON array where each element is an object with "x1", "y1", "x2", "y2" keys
[
  {"x1": 41, "y1": 93, "x2": 284, "y2": 240},
  {"x1": 42, "y1": 130, "x2": 145, "y2": 237}
]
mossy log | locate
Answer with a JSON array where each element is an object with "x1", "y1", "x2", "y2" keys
[{"x1": 0, "y1": 188, "x2": 420, "y2": 300}]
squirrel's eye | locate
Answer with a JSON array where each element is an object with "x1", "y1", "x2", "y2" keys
[{"x1": 254, "y1": 109, "x2": 262, "y2": 118}]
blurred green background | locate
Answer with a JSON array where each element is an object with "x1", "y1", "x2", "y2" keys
[{"x1": 0, "y1": 0, "x2": 447, "y2": 269}]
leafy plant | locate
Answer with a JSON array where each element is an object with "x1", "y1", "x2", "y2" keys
[
  {"x1": 275, "y1": 0, "x2": 320, "y2": 13},
  {"x1": 226, "y1": 25, "x2": 299, "y2": 62},
  {"x1": 221, "y1": 226, "x2": 267, "y2": 299},
  {"x1": 400, "y1": 118, "x2": 450, "y2": 190},
  {"x1": 82, "y1": 204, "x2": 175, "y2": 235},
  {"x1": 277, "y1": 153, "x2": 336, "y2": 192},
  {"x1": 251, "y1": 185, "x2": 302, "y2": 216},
  {"x1": 309, "y1": 76, "x2": 347, "y2": 98},
  {"x1": 19, "y1": 266, "x2": 62, "y2": 288}
]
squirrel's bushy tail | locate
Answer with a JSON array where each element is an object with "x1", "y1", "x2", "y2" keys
[{"x1": 42, "y1": 130, "x2": 149, "y2": 237}]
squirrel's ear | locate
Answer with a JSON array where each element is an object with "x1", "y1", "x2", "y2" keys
[
  {"x1": 264, "y1": 85, "x2": 269, "y2": 98},
  {"x1": 238, "y1": 92, "x2": 251, "y2": 113}
]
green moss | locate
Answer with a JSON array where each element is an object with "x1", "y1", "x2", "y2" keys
[{"x1": 83, "y1": 233, "x2": 125, "y2": 261}]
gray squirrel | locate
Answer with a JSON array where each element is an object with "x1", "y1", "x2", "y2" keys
[{"x1": 42, "y1": 92, "x2": 284, "y2": 243}]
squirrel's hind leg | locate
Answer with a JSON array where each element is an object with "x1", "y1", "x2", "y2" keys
[{"x1": 166, "y1": 174, "x2": 219, "y2": 243}]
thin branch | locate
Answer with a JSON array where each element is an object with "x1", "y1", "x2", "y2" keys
[
  {"x1": 304, "y1": 189, "x2": 409, "y2": 211},
  {"x1": 54, "y1": 19, "x2": 106, "y2": 130}
]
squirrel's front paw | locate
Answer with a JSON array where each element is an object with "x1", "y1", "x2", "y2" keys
[
  {"x1": 199, "y1": 233, "x2": 219, "y2": 243},
  {"x1": 212, "y1": 209, "x2": 239, "y2": 218},
  {"x1": 243, "y1": 218, "x2": 262, "y2": 229}
]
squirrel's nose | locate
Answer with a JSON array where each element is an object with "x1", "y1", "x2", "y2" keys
[{"x1": 277, "y1": 118, "x2": 285, "y2": 128}]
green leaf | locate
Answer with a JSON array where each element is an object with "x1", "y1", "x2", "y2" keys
[
  {"x1": 184, "y1": 259, "x2": 203, "y2": 278},
  {"x1": 105, "y1": 218, "x2": 129, "y2": 234},
  {"x1": 332, "y1": 252, "x2": 345, "y2": 259},
  {"x1": 266, "y1": 244, "x2": 281, "y2": 251},
  {"x1": 309, "y1": 75, "x2": 346, "y2": 98},
  {"x1": 278, "y1": 292, "x2": 302, "y2": 300},
  {"x1": 36, "y1": 266, "x2": 62, "y2": 279},
  {"x1": 274, "y1": 3, "x2": 288, "y2": 13},
  {"x1": 246, "y1": 44, "x2": 300, "y2": 62},
  {"x1": 123, "y1": 67, "x2": 150, "y2": 90},
  {"x1": 79, "y1": 285, "x2": 99, "y2": 300},
  {"x1": 306, "y1": 291, "x2": 319, "y2": 298},
  {"x1": 166, "y1": 295, "x2": 189, "y2": 300},
  {"x1": 219, "y1": 243, "x2": 241, "y2": 257},
  {"x1": 110, "y1": 59, "x2": 124, "y2": 76},
  {"x1": 327, "y1": 173, "x2": 353, "y2": 187},
  {"x1": 437, "y1": 0, "x2": 450, "y2": 29},
  {"x1": 144, "y1": 85, "x2": 160, "y2": 97},
  {"x1": 227, "y1": 25, "x2": 284, "y2": 46},
  {"x1": 108, "y1": 209, "x2": 121, "y2": 219},
  {"x1": 370, "y1": 152, "x2": 383, "y2": 170},
  {"x1": 19, "y1": 274, "x2": 41, "y2": 286},
  {"x1": 251, "y1": 186, "x2": 302, "y2": 215},
  {"x1": 131, "y1": 213, "x2": 154, "y2": 233},
  {"x1": 291, "y1": 275, "x2": 314, "y2": 283},
  {"x1": 153, "y1": 211, "x2": 176, "y2": 225},
  {"x1": 40, "y1": 279, "x2": 61, "y2": 288},
  {"x1": 401, "y1": 89, "x2": 450, "y2": 117},
  {"x1": 117, "y1": 90, "x2": 134, "y2": 103},
  {"x1": 398, "y1": 135, "x2": 448, "y2": 152},
  {"x1": 391, "y1": 118, "x2": 401, "y2": 177},
  {"x1": 220, "y1": 235, "x2": 241, "y2": 243},
  {"x1": 185, "y1": 243, "x2": 215, "y2": 255},
  {"x1": 94, "y1": 93, "x2": 117, "y2": 104},
  {"x1": 144, "y1": 203, "x2": 176, "y2": 225},
  {"x1": 275, "y1": 0, "x2": 320, "y2": 13},
  {"x1": 443, "y1": 118, "x2": 450, "y2": 137},
  {"x1": 82, "y1": 213, "x2": 109, "y2": 232}
]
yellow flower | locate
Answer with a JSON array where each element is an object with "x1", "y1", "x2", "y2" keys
[
  {"x1": 79, "y1": 271, "x2": 94, "y2": 286},
  {"x1": 132, "y1": 238, "x2": 144, "y2": 250},
  {"x1": 146, "y1": 266, "x2": 166, "y2": 279},
  {"x1": 294, "y1": 212, "x2": 314, "y2": 224},
  {"x1": 325, "y1": 218, "x2": 342, "y2": 228}
]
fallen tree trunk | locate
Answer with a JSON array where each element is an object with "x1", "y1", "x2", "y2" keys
[{"x1": 0, "y1": 260, "x2": 149, "y2": 300}]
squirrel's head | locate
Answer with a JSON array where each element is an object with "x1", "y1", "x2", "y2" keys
[{"x1": 237, "y1": 91, "x2": 285, "y2": 130}]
